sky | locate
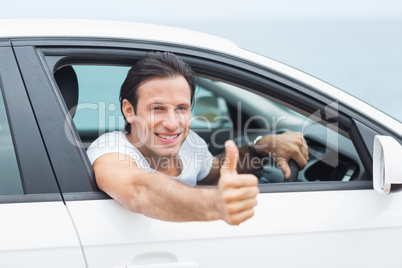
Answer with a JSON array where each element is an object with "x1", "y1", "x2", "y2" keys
[{"x1": 3, "y1": 0, "x2": 402, "y2": 21}]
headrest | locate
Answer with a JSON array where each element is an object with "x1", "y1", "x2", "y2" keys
[{"x1": 55, "y1": 66, "x2": 79, "y2": 117}]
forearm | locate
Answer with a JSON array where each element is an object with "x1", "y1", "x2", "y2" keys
[
  {"x1": 94, "y1": 155, "x2": 221, "y2": 222},
  {"x1": 129, "y1": 171, "x2": 220, "y2": 222},
  {"x1": 94, "y1": 144, "x2": 258, "y2": 225}
]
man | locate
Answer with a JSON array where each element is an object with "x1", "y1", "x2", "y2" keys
[{"x1": 87, "y1": 52, "x2": 309, "y2": 225}]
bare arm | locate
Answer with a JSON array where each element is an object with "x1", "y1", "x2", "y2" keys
[{"x1": 93, "y1": 140, "x2": 258, "y2": 225}]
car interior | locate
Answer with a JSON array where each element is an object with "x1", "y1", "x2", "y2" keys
[{"x1": 54, "y1": 63, "x2": 368, "y2": 188}]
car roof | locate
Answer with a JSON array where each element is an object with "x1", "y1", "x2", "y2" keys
[
  {"x1": 1, "y1": 19, "x2": 401, "y2": 134},
  {"x1": 0, "y1": 19, "x2": 239, "y2": 53}
]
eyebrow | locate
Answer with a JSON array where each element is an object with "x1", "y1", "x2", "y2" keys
[{"x1": 150, "y1": 102, "x2": 190, "y2": 107}]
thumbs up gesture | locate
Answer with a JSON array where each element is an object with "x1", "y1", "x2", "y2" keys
[{"x1": 216, "y1": 140, "x2": 259, "y2": 225}]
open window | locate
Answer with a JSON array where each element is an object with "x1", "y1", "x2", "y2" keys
[
  {"x1": 191, "y1": 77, "x2": 365, "y2": 185},
  {"x1": 54, "y1": 62, "x2": 367, "y2": 190}
]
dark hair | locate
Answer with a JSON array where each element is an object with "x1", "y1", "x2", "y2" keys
[{"x1": 120, "y1": 51, "x2": 195, "y2": 133}]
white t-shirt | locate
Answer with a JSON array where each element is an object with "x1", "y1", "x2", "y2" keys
[{"x1": 86, "y1": 130, "x2": 213, "y2": 186}]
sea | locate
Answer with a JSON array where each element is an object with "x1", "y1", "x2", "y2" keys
[{"x1": 165, "y1": 18, "x2": 402, "y2": 123}]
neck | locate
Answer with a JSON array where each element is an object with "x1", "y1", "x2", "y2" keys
[
  {"x1": 126, "y1": 132, "x2": 182, "y2": 177},
  {"x1": 149, "y1": 155, "x2": 182, "y2": 177}
]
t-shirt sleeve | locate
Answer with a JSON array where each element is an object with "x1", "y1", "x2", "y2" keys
[{"x1": 86, "y1": 132, "x2": 126, "y2": 165}]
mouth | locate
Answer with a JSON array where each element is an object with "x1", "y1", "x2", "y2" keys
[
  {"x1": 156, "y1": 133, "x2": 180, "y2": 140},
  {"x1": 155, "y1": 132, "x2": 182, "y2": 143}
]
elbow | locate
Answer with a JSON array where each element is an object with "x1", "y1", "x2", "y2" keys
[
  {"x1": 105, "y1": 181, "x2": 144, "y2": 214},
  {"x1": 127, "y1": 201, "x2": 142, "y2": 214}
]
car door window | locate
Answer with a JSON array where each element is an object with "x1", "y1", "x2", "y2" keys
[
  {"x1": 195, "y1": 77, "x2": 364, "y2": 184},
  {"x1": 71, "y1": 65, "x2": 128, "y2": 148},
  {"x1": 191, "y1": 87, "x2": 229, "y2": 129},
  {"x1": 63, "y1": 64, "x2": 364, "y2": 186},
  {"x1": 71, "y1": 65, "x2": 230, "y2": 147},
  {"x1": 0, "y1": 85, "x2": 23, "y2": 195}
]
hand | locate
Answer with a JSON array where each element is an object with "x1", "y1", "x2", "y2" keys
[
  {"x1": 256, "y1": 132, "x2": 309, "y2": 179},
  {"x1": 217, "y1": 140, "x2": 259, "y2": 225}
]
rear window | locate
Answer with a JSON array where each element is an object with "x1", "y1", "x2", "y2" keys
[{"x1": 0, "y1": 85, "x2": 23, "y2": 195}]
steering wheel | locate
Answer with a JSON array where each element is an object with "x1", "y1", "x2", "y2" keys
[{"x1": 257, "y1": 157, "x2": 300, "y2": 183}]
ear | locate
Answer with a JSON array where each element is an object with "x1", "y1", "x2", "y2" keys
[{"x1": 122, "y1": 99, "x2": 136, "y2": 123}]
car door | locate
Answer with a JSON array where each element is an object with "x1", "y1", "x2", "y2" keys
[
  {"x1": 16, "y1": 38, "x2": 402, "y2": 268},
  {"x1": 0, "y1": 43, "x2": 86, "y2": 267}
]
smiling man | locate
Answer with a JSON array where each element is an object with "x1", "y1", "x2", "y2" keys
[{"x1": 86, "y1": 52, "x2": 308, "y2": 225}]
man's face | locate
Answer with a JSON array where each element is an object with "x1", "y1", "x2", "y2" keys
[{"x1": 131, "y1": 75, "x2": 192, "y2": 159}]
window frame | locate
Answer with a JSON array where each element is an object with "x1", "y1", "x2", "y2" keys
[
  {"x1": 12, "y1": 45, "x2": 97, "y2": 195},
  {"x1": 11, "y1": 37, "x2": 384, "y2": 198},
  {"x1": 0, "y1": 43, "x2": 62, "y2": 203}
]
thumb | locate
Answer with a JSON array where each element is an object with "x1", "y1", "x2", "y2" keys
[
  {"x1": 221, "y1": 140, "x2": 239, "y2": 174},
  {"x1": 277, "y1": 158, "x2": 291, "y2": 180}
]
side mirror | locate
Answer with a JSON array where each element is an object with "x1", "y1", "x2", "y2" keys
[{"x1": 373, "y1": 135, "x2": 402, "y2": 194}]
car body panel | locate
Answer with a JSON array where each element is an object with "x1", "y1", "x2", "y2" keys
[
  {"x1": 0, "y1": 201, "x2": 86, "y2": 267},
  {"x1": 0, "y1": 37, "x2": 86, "y2": 267},
  {"x1": 1, "y1": 19, "x2": 402, "y2": 267},
  {"x1": 67, "y1": 189, "x2": 402, "y2": 267}
]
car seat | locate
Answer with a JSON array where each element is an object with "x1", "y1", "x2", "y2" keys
[{"x1": 54, "y1": 65, "x2": 79, "y2": 117}]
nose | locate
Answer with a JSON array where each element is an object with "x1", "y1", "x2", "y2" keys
[{"x1": 162, "y1": 109, "x2": 180, "y2": 131}]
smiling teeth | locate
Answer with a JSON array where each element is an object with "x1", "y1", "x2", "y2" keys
[{"x1": 158, "y1": 134, "x2": 179, "y2": 140}]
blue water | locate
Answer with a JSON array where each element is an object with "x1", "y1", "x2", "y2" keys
[{"x1": 164, "y1": 18, "x2": 402, "y2": 123}]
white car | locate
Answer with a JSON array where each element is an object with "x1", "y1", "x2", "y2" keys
[{"x1": 1, "y1": 19, "x2": 402, "y2": 268}]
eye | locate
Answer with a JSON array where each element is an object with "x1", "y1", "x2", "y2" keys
[
  {"x1": 151, "y1": 106, "x2": 163, "y2": 111},
  {"x1": 175, "y1": 106, "x2": 189, "y2": 113}
]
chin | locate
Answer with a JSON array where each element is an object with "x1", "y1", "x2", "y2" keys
[{"x1": 153, "y1": 145, "x2": 181, "y2": 158}]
